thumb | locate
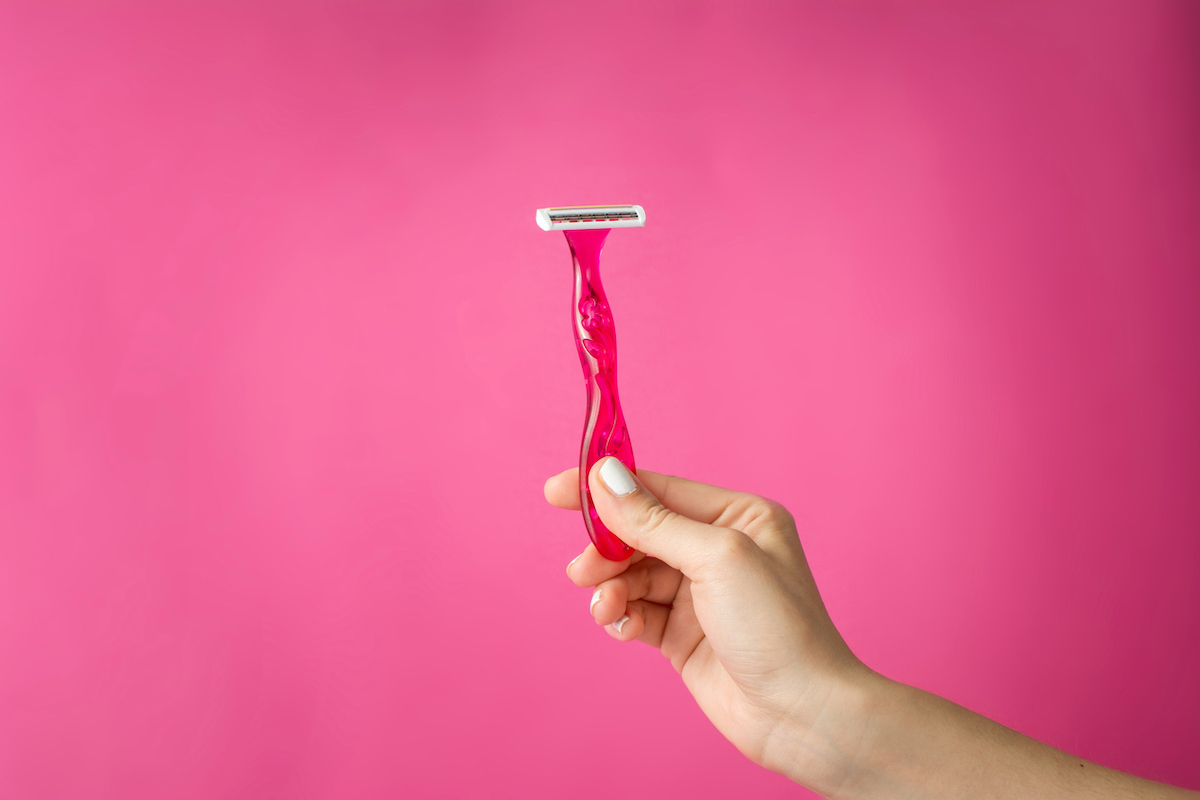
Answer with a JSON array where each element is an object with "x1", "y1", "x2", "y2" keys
[{"x1": 589, "y1": 457, "x2": 746, "y2": 578}]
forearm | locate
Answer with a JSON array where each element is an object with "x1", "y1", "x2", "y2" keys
[{"x1": 805, "y1": 674, "x2": 1197, "y2": 800}]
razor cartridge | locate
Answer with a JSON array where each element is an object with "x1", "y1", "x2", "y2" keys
[{"x1": 536, "y1": 204, "x2": 646, "y2": 231}]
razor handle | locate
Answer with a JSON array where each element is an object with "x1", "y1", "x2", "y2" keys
[{"x1": 570, "y1": 238, "x2": 636, "y2": 561}]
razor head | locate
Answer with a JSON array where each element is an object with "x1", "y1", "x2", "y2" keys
[{"x1": 536, "y1": 205, "x2": 646, "y2": 231}]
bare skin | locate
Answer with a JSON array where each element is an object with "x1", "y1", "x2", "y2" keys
[{"x1": 545, "y1": 458, "x2": 1199, "y2": 799}]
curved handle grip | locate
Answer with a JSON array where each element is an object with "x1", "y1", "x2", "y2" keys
[{"x1": 568, "y1": 230, "x2": 635, "y2": 561}]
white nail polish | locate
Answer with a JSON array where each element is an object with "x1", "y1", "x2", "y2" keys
[
  {"x1": 590, "y1": 589, "x2": 602, "y2": 613},
  {"x1": 566, "y1": 554, "x2": 583, "y2": 574},
  {"x1": 613, "y1": 615, "x2": 630, "y2": 634},
  {"x1": 599, "y1": 458, "x2": 637, "y2": 497}
]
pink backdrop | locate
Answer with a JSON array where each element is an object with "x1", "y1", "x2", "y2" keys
[{"x1": 1, "y1": 1, "x2": 1198, "y2": 797}]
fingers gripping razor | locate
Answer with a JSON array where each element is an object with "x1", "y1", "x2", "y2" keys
[{"x1": 537, "y1": 205, "x2": 646, "y2": 561}]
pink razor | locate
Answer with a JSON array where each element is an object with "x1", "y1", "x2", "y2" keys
[{"x1": 537, "y1": 204, "x2": 647, "y2": 561}]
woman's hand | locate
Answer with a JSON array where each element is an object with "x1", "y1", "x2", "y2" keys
[
  {"x1": 544, "y1": 457, "x2": 875, "y2": 793},
  {"x1": 546, "y1": 458, "x2": 1200, "y2": 800}
]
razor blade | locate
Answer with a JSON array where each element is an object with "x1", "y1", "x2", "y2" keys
[{"x1": 536, "y1": 205, "x2": 646, "y2": 231}]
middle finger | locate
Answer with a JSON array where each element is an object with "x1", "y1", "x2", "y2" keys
[{"x1": 566, "y1": 542, "x2": 646, "y2": 587}]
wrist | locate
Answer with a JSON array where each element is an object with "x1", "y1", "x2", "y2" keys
[
  {"x1": 760, "y1": 664, "x2": 895, "y2": 798},
  {"x1": 767, "y1": 664, "x2": 1193, "y2": 800}
]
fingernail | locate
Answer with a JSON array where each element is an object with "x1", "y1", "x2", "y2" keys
[
  {"x1": 566, "y1": 554, "x2": 583, "y2": 576},
  {"x1": 599, "y1": 458, "x2": 637, "y2": 497},
  {"x1": 612, "y1": 615, "x2": 630, "y2": 634},
  {"x1": 590, "y1": 589, "x2": 602, "y2": 613}
]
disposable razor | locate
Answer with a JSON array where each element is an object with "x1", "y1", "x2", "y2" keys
[{"x1": 537, "y1": 204, "x2": 646, "y2": 560}]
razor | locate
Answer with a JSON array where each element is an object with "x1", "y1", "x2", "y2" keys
[{"x1": 538, "y1": 204, "x2": 646, "y2": 560}]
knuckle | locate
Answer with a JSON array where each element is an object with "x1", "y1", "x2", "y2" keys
[
  {"x1": 600, "y1": 575, "x2": 629, "y2": 603},
  {"x1": 623, "y1": 563, "x2": 650, "y2": 599},
  {"x1": 710, "y1": 527, "x2": 755, "y2": 564},
  {"x1": 758, "y1": 498, "x2": 794, "y2": 526},
  {"x1": 637, "y1": 502, "x2": 677, "y2": 535},
  {"x1": 737, "y1": 496, "x2": 793, "y2": 530}
]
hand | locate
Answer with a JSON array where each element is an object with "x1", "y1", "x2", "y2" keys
[
  {"x1": 546, "y1": 459, "x2": 1200, "y2": 800},
  {"x1": 544, "y1": 457, "x2": 876, "y2": 793}
]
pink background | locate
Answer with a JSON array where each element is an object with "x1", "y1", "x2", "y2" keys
[{"x1": 1, "y1": 1, "x2": 1198, "y2": 797}]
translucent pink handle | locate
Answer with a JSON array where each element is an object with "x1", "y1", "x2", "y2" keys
[{"x1": 565, "y1": 229, "x2": 635, "y2": 561}]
